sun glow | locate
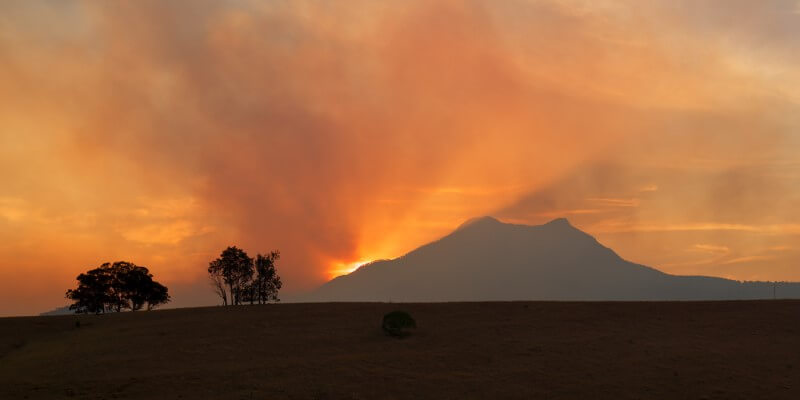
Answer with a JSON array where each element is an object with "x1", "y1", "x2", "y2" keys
[{"x1": 329, "y1": 259, "x2": 374, "y2": 279}]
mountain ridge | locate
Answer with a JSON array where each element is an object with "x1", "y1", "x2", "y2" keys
[{"x1": 309, "y1": 217, "x2": 800, "y2": 302}]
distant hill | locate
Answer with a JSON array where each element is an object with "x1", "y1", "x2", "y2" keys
[
  {"x1": 310, "y1": 217, "x2": 800, "y2": 301},
  {"x1": 39, "y1": 306, "x2": 73, "y2": 316}
]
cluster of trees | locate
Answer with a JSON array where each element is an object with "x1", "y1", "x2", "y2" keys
[
  {"x1": 63, "y1": 246, "x2": 281, "y2": 313},
  {"x1": 65, "y1": 261, "x2": 170, "y2": 314},
  {"x1": 208, "y1": 246, "x2": 282, "y2": 305}
]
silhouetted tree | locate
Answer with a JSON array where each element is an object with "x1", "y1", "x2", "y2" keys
[
  {"x1": 145, "y1": 281, "x2": 170, "y2": 310},
  {"x1": 253, "y1": 251, "x2": 282, "y2": 304},
  {"x1": 66, "y1": 267, "x2": 114, "y2": 314},
  {"x1": 118, "y1": 263, "x2": 155, "y2": 311},
  {"x1": 109, "y1": 262, "x2": 138, "y2": 312},
  {"x1": 382, "y1": 311, "x2": 417, "y2": 337},
  {"x1": 208, "y1": 246, "x2": 254, "y2": 306},
  {"x1": 240, "y1": 281, "x2": 257, "y2": 305},
  {"x1": 65, "y1": 261, "x2": 170, "y2": 314},
  {"x1": 207, "y1": 247, "x2": 282, "y2": 306}
]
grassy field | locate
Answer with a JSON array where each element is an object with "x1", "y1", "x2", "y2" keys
[{"x1": 2, "y1": 301, "x2": 799, "y2": 399}]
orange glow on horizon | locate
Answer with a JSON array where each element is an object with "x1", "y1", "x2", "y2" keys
[
  {"x1": 1, "y1": 0, "x2": 799, "y2": 316},
  {"x1": 329, "y1": 259, "x2": 376, "y2": 280}
]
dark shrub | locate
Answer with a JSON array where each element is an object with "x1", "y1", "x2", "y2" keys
[{"x1": 382, "y1": 311, "x2": 416, "y2": 337}]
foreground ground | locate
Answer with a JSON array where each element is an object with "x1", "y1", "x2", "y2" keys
[{"x1": 1, "y1": 301, "x2": 799, "y2": 399}]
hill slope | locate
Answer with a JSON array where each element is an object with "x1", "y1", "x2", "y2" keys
[{"x1": 311, "y1": 217, "x2": 800, "y2": 301}]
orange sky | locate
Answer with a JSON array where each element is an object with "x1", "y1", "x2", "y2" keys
[{"x1": 1, "y1": 0, "x2": 799, "y2": 316}]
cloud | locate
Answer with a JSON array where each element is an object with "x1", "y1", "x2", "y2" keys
[
  {"x1": 691, "y1": 244, "x2": 731, "y2": 255},
  {"x1": 594, "y1": 223, "x2": 800, "y2": 234},
  {"x1": 585, "y1": 198, "x2": 640, "y2": 208},
  {"x1": 496, "y1": 157, "x2": 800, "y2": 281},
  {"x1": 0, "y1": 0, "x2": 799, "y2": 314},
  {"x1": 720, "y1": 255, "x2": 776, "y2": 266},
  {"x1": 0, "y1": 197, "x2": 29, "y2": 222}
]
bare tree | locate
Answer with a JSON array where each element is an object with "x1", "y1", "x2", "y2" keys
[{"x1": 208, "y1": 268, "x2": 228, "y2": 306}]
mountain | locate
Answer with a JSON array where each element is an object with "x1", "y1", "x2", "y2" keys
[
  {"x1": 310, "y1": 217, "x2": 800, "y2": 301},
  {"x1": 40, "y1": 306, "x2": 73, "y2": 316}
]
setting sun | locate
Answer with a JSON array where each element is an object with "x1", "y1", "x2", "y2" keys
[{"x1": 329, "y1": 259, "x2": 375, "y2": 280}]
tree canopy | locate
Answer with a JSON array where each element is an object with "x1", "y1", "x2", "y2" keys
[
  {"x1": 208, "y1": 247, "x2": 282, "y2": 306},
  {"x1": 382, "y1": 311, "x2": 417, "y2": 337},
  {"x1": 65, "y1": 262, "x2": 170, "y2": 314}
]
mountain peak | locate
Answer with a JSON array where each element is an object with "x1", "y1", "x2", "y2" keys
[
  {"x1": 456, "y1": 216, "x2": 577, "y2": 233},
  {"x1": 539, "y1": 218, "x2": 586, "y2": 236},
  {"x1": 544, "y1": 217, "x2": 572, "y2": 227},
  {"x1": 456, "y1": 216, "x2": 503, "y2": 231}
]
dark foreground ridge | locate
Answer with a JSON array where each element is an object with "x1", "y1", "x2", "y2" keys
[
  {"x1": 311, "y1": 217, "x2": 800, "y2": 301},
  {"x1": 2, "y1": 301, "x2": 800, "y2": 399}
]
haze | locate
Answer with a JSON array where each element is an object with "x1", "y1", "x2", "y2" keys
[{"x1": 1, "y1": 0, "x2": 799, "y2": 316}]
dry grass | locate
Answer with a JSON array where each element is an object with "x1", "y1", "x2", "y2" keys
[{"x1": 2, "y1": 301, "x2": 799, "y2": 399}]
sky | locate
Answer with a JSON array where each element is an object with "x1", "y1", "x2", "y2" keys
[{"x1": 1, "y1": 0, "x2": 799, "y2": 316}]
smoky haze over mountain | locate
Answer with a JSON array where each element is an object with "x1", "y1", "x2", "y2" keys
[{"x1": 310, "y1": 217, "x2": 800, "y2": 302}]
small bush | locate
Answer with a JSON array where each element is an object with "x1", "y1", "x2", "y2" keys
[{"x1": 382, "y1": 311, "x2": 416, "y2": 337}]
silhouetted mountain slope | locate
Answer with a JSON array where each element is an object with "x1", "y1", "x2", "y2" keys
[
  {"x1": 39, "y1": 306, "x2": 72, "y2": 316},
  {"x1": 311, "y1": 217, "x2": 800, "y2": 301}
]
